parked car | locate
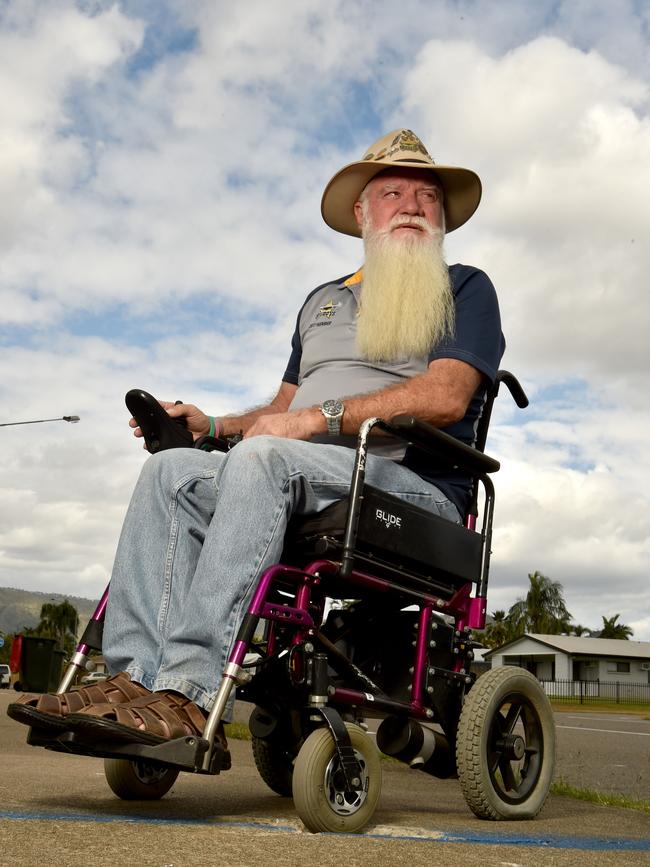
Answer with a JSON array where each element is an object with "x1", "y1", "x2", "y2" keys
[
  {"x1": 0, "y1": 664, "x2": 10, "y2": 688},
  {"x1": 80, "y1": 671, "x2": 108, "y2": 685}
]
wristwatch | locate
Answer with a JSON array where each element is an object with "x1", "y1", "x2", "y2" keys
[{"x1": 320, "y1": 399, "x2": 345, "y2": 436}]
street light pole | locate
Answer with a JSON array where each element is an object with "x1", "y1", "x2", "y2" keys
[{"x1": 0, "y1": 415, "x2": 80, "y2": 427}]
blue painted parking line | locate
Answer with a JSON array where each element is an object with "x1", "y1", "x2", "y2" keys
[
  {"x1": 1, "y1": 809, "x2": 649, "y2": 850},
  {"x1": 398, "y1": 828, "x2": 650, "y2": 852},
  {"x1": 0, "y1": 809, "x2": 297, "y2": 832}
]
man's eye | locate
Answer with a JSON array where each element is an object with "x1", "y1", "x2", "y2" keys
[{"x1": 385, "y1": 191, "x2": 399, "y2": 198}]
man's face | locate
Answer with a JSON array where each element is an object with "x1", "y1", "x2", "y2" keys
[
  {"x1": 353, "y1": 168, "x2": 444, "y2": 237},
  {"x1": 353, "y1": 167, "x2": 453, "y2": 362}
]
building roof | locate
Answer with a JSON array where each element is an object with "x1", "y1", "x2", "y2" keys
[{"x1": 484, "y1": 634, "x2": 650, "y2": 660}]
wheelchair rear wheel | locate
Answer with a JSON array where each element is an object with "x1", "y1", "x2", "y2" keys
[
  {"x1": 104, "y1": 757, "x2": 179, "y2": 800},
  {"x1": 456, "y1": 666, "x2": 555, "y2": 820},
  {"x1": 292, "y1": 723, "x2": 381, "y2": 833},
  {"x1": 252, "y1": 736, "x2": 295, "y2": 797}
]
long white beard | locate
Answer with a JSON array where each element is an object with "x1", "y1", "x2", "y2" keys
[{"x1": 356, "y1": 215, "x2": 455, "y2": 362}]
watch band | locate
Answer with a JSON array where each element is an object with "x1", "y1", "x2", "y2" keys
[
  {"x1": 320, "y1": 399, "x2": 344, "y2": 436},
  {"x1": 324, "y1": 414, "x2": 341, "y2": 436}
]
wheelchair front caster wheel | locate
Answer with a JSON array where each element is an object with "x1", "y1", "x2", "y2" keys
[
  {"x1": 104, "y1": 757, "x2": 179, "y2": 800},
  {"x1": 292, "y1": 723, "x2": 381, "y2": 833},
  {"x1": 456, "y1": 666, "x2": 555, "y2": 820}
]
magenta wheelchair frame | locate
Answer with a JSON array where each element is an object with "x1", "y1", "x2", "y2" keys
[{"x1": 28, "y1": 371, "x2": 557, "y2": 831}]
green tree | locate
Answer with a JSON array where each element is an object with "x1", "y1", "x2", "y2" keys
[
  {"x1": 570, "y1": 624, "x2": 592, "y2": 637},
  {"x1": 37, "y1": 600, "x2": 79, "y2": 655},
  {"x1": 482, "y1": 610, "x2": 513, "y2": 649},
  {"x1": 507, "y1": 571, "x2": 572, "y2": 637},
  {"x1": 599, "y1": 614, "x2": 633, "y2": 640}
]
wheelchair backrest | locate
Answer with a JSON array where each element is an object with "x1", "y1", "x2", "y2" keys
[{"x1": 464, "y1": 370, "x2": 529, "y2": 523}]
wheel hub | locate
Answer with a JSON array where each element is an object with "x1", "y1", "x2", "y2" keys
[
  {"x1": 499, "y1": 733, "x2": 526, "y2": 760},
  {"x1": 324, "y1": 749, "x2": 368, "y2": 816},
  {"x1": 133, "y1": 760, "x2": 169, "y2": 784}
]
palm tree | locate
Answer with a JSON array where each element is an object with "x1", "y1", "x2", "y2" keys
[
  {"x1": 507, "y1": 571, "x2": 572, "y2": 636},
  {"x1": 37, "y1": 600, "x2": 78, "y2": 653},
  {"x1": 599, "y1": 614, "x2": 633, "y2": 640},
  {"x1": 483, "y1": 610, "x2": 512, "y2": 649}
]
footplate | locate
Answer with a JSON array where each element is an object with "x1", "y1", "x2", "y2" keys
[{"x1": 27, "y1": 727, "x2": 228, "y2": 774}]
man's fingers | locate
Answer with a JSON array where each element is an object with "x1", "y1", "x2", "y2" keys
[{"x1": 166, "y1": 402, "x2": 189, "y2": 418}]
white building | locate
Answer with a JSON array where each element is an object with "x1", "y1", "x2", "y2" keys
[{"x1": 484, "y1": 634, "x2": 650, "y2": 686}]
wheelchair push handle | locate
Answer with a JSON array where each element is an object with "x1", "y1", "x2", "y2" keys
[{"x1": 495, "y1": 370, "x2": 529, "y2": 408}]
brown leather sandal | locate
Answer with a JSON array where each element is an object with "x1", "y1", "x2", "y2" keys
[
  {"x1": 67, "y1": 691, "x2": 231, "y2": 769},
  {"x1": 6, "y1": 672, "x2": 150, "y2": 732}
]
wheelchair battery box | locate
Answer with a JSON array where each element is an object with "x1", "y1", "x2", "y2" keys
[
  {"x1": 293, "y1": 485, "x2": 482, "y2": 590},
  {"x1": 355, "y1": 486, "x2": 482, "y2": 584}
]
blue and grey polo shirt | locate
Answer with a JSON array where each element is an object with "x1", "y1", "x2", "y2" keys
[{"x1": 283, "y1": 264, "x2": 505, "y2": 514}]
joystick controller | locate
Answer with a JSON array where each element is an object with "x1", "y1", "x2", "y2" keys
[
  {"x1": 125, "y1": 389, "x2": 242, "y2": 454},
  {"x1": 125, "y1": 389, "x2": 194, "y2": 453}
]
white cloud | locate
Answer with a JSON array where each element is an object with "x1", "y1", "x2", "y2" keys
[
  {"x1": 396, "y1": 33, "x2": 650, "y2": 637},
  {"x1": 0, "y1": 3, "x2": 144, "y2": 250},
  {"x1": 405, "y1": 37, "x2": 650, "y2": 386},
  {"x1": 0, "y1": 2, "x2": 648, "y2": 639}
]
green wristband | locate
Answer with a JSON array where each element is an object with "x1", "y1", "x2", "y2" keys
[{"x1": 208, "y1": 416, "x2": 216, "y2": 438}]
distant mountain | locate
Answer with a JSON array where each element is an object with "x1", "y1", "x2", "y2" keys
[{"x1": 0, "y1": 587, "x2": 100, "y2": 637}]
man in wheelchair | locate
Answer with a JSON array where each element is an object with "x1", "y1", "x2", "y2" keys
[{"x1": 10, "y1": 130, "x2": 552, "y2": 829}]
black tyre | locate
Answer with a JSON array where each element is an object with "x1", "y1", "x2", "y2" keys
[
  {"x1": 456, "y1": 666, "x2": 555, "y2": 820},
  {"x1": 104, "y1": 757, "x2": 179, "y2": 800},
  {"x1": 292, "y1": 723, "x2": 381, "y2": 833},
  {"x1": 252, "y1": 736, "x2": 295, "y2": 796}
]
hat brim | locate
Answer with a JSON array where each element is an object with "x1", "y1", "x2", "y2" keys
[{"x1": 321, "y1": 159, "x2": 482, "y2": 236}]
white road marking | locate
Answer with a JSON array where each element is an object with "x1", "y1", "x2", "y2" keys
[
  {"x1": 560, "y1": 714, "x2": 650, "y2": 724},
  {"x1": 370, "y1": 824, "x2": 445, "y2": 839},
  {"x1": 557, "y1": 725, "x2": 650, "y2": 736}
]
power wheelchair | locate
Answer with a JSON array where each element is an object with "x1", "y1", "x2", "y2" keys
[{"x1": 25, "y1": 372, "x2": 555, "y2": 832}]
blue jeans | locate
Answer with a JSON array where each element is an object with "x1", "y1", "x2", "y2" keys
[{"x1": 103, "y1": 436, "x2": 460, "y2": 715}]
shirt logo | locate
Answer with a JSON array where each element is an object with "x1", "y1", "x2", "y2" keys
[{"x1": 316, "y1": 299, "x2": 341, "y2": 320}]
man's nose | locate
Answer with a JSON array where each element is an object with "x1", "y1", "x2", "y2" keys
[{"x1": 399, "y1": 190, "x2": 423, "y2": 215}]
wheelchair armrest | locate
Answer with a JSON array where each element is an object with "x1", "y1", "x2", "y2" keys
[
  {"x1": 386, "y1": 415, "x2": 500, "y2": 475},
  {"x1": 193, "y1": 433, "x2": 243, "y2": 453},
  {"x1": 194, "y1": 435, "x2": 229, "y2": 453}
]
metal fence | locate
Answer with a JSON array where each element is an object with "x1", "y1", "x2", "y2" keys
[{"x1": 539, "y1": 678, "x2": 650, "y2": 705}]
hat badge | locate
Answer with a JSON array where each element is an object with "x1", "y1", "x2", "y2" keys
[{"x1": 363, "y1": 129, "x2": 432, "y2": 162}]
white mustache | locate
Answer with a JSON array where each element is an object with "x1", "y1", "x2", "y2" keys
[{"x1": 388, "y1": 215, "x2": 434, "y2": 234}]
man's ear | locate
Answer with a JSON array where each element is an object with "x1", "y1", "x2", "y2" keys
[{"x1": 353, "y1": 200, "x2": 364, "y2": 231}]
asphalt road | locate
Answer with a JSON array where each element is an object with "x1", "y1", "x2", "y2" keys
[
  {"x1": 553, "y1": 710, "x2": 650, "y2": 799},
  {"x1": 1, "y1": 691, "x2": 649, "y2": 867}
]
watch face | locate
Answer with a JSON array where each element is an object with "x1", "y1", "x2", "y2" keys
[{"x1": 322, "y1": 399, "x2": 343, "y2": 416}]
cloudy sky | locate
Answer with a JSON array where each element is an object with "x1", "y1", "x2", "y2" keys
[{"x1": 1, "y1": 0, "x2": 648, "y2": 640}]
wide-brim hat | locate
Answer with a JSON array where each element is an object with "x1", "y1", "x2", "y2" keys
[{"x1": 321, "y1": 129, "x2": 482, "y2": 236}]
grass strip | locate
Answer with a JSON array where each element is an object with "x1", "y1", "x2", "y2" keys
[
  {"x1": 549, "y1": 701, "x2": 650, "y2": 719},
  {"x1": 224, "y1": 721, "x2": 253, "y2": 741},
  {"x1": 551, "y1": 778, "x2": 650, "y2": 814}
]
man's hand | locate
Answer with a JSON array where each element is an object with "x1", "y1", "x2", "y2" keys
[
  {"x1": 245, "y1": 408, "x2": 325, "y2": 441},
  {"x1": 129, "y1": 401, "x2": 211, "y2": 443}
]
